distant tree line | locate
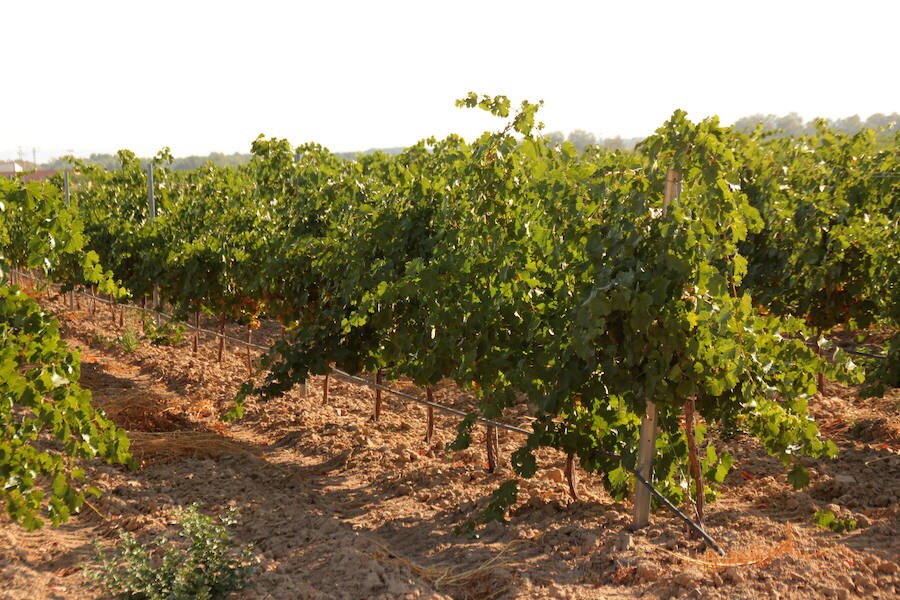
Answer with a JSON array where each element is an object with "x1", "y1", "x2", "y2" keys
[
  {"x1": 335, "y1": 147, "x2": 407, "y2": 160},
  {"x1": 42, "y1": 152, "x2": 252, "y2": 171},
  {"x1": 541, "y1": 130, "x2": 644, "y2": 153},
  {"x1": 35, "y1": 112, "x2": 898, "y2": 168},
  {"x1": 41, "y1": 149, "x2": 408, "y2": 170},
  {"x1": 546, "y1": 112, "x2": 898, "y2": 154},
  {"x1": 731, "y1": 112, "x2": 898, "y2": 138}
]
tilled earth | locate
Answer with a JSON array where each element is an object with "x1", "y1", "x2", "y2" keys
[{"x1": 1, "y1": 291, "x2": 898, "y2": 599}]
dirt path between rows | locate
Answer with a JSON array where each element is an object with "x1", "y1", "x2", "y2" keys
[{"x1": 1, "y1": 292, "x2": 898, "y2": 599}]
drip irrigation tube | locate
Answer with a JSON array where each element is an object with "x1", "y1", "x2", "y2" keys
[
  {"x1": 328, "y1": 367, "x2": 726, "y2": 555},
  {"x1": 799, "y1": 337, "x2": 887, "y2": 361}
]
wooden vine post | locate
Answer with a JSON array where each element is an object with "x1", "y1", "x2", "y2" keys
[
  {"x1": 684, "y1": 397, "x2": 704, "y2": 526},
  {"x1": 192, "y1": 310, "x2": 201, "y2": 354},
  {"x1": 109, "y1": 293, "x2": 117, "y2": 328},
  {"x1": 485, "y1": 424, "x2": 499, "y2": 473},
  {"x1": 322, "y1": 372, "x2": 330, "y2": 405},
  {"x1": 373, "y1": 368, "x2": 385, "y2": 421},
  {"x1": 633, "y1": 168, "x2": 681, "y2": 530},
  {"x1": 424, "y1": 387, "x2": 435, "y2": 444},
  {"x1": 565, "y1": 453, "x2": 578, "y2": 501}
]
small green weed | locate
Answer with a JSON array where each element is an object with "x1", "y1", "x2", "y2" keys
[
  {"x1": 141, "y1": 314, "x2": 186, "y2": 346},
  {"x1": 91, "y1": 332, "x2": 112, "y2": 348},
  {"x1": 815, "y1": 509, "x2": 857, "y2": 533},
  {"x1": 117, "y1": 328, "x2": 140, "y2": 352},
  {"x1": 87, "y1": 503, "x2": 259, "y2": 599}
]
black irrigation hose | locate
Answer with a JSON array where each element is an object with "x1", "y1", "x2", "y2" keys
[
  {"x1": 842, "y1": 347, "x2": 889, "y2": 360},
  {"x1": 18, "y1": 269, "x2": 726, "y2": 553},
  {"x1": 794, "y1": 335, "x2": 888, "y2": 361},
  {"x1": 627, "y1": 464, "x2": 725, "y2": 556},
  {"x1": 330, "y1": 367, "x2": 726, "y2": 556}
]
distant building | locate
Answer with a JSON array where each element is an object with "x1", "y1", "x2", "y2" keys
[
  {"x1": 0, "y1": 161, "x2": 24, "y2": 177},
  {"x1": 0, "y1": 161, "x2": 58, "y2": 181}
]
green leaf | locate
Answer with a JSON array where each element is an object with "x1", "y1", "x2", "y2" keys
[
  {"x1": 607, "y1": 466, "x2": 630, "y2": 490},
  {"x1": 511, "y1": 447, "x2": 537, "y2": 478},
  {"x1": 787, "y1": 464, "x2": 810, "y2": 489},
  {"x1": 51, "y1": 473, "x2": 68, "y2": 497}
]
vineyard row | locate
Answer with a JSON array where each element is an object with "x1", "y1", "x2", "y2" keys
[{"x1": 2, "y1": 96, "x2": 896, "y2": 533}]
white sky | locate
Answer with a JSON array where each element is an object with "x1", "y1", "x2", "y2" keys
[{"x1": 2, "y1": 0, "x2": 897, "y2": 161}]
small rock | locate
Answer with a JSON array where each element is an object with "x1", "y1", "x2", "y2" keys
[
  {"x1": 548, "y1": 583, "x2": 571, "y2": 599},
  {"x1": 673, "y1": 571, "x2": 699, "y2": 588},
  {"x1": 853, "y1": 574, "x2": 876, "y2": 593},
  {"x1": 385, "y1": 578, "x2": 411, "y2": 596},
  {"x1": 635, "y1": 563, "x2": 662, "y2": 582},
  {"x1": 876, "y1": 561, "x2": 898, "y2": 574},
  {"x1": 616, "y1": 532, "x2": 634, "y2": 551},
  {"x1": 834, "y1": 474, "x2": 857, "y2": 486},
  {"x1": 661, "y1": 536, "x2": 679, "y2": 551},
  {"x1": 855, "y1": 513, "x2": 871, "y2": 528},
  {"x1": 836, "y1": 574, "x2": 854, "y2": 592},
  {"x1": 722, "y1": 567, "x2": 744, "y2": 584},
  {"x1": 580, "y1": 533, "x2": 599, "y2": 554},
  {"x1": 545, "y1": 468, "x2": 564, "y2": 483}
]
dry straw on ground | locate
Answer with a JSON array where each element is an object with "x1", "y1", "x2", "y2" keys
[
  {"x1": 127, "y1": 430, "x2": 262, "y2": 461},
  {"x1": 366, "y1": 539, "x2": 520, "y2": 600},
  {"x1": 650, "y1": 524, "x2": 795, "y2": 571}
]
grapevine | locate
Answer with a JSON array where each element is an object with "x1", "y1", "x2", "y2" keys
[
  {"x1": 0, "y1": 177, "x2": 132, "y2": 529},
  {"x1": 6, "y1": 96, "x2": 895, "y2": 533}
]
